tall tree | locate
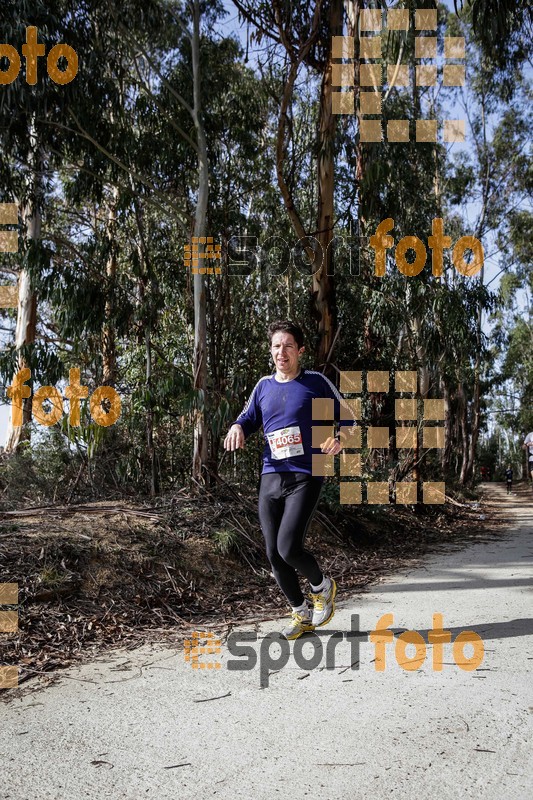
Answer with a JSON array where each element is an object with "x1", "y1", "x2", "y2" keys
[
  {"x1": 233, "y1": 0, "x2": 345, "y2": 369},
  {"x1": 190, "y1": 0, "x2": 209, "y2": 484}
]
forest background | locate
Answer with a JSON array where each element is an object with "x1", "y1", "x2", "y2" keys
[{"x1": 0, "y1": 0, "x2": 531, "y2": 509}]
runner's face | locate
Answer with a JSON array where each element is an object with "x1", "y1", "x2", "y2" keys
[{"x1": 270, "y1": 332, "x2": 304, "y2": 376}]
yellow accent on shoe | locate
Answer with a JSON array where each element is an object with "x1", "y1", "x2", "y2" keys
[
  {"x1": 309, "y1": 578, "x2": 337, "y2": 627},
  {"x1": 282, "y1": 611, "x2": 315, "y2": 640}
]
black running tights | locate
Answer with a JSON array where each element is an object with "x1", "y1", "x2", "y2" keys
[{"x1": 258, "y1": 471, "x2": 324, "y2": 606}]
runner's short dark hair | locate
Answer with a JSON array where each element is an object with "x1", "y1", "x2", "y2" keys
[{"x1": 267, "y1": 320, "x2": 304, "y2": 349}]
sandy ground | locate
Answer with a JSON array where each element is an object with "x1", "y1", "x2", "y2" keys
[{"x1": 2, "y1": 483, "x2": 532, "y2": 799}]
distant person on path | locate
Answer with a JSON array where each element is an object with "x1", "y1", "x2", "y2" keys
[
  {"x1": 505, "y1": 465, "x2": 513, "y2": 494},
  {"x1": 224, "y1": 320, "x2": 355, "y2": 640},
  {"x1": 523, "y1": 432, "x2": 533, "y2": 489}
]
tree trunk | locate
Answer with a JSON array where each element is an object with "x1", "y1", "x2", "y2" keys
[
  {"x1": 465, "y1": 263, "x2": 485, "y2": 485},
  {"x1": 102, "y1": 186, "x2": 119, "y2": 386},
  {"x1": 4, "y1": 273, "x2": 37, "y2": 453},
  {"x1": 132, "y1": 186, "x2": 159, "y2": 497},
  {"x1": 441, "y1": 378, "x2": 452, "y2": 475},
  {"x1": 406, "y1": 293, "x2": 429, "y2": 483},
  {"x1": 458, "y1": 381, "x2": 469, "y2": 485},
  {"x1": 145, "y1": 327, "x2": 158, "y2": 497},
  {"x1": 191, "y1": 0, "x2": 209, "y2": 485},
  {"x1": 345, "y1": 1, "x2": 364, "y2": 204},
  {"x1": 312, "y1": 0, "x2": 342, "y2": 371},
  {"x1": 4, "y1": 121, "x2": 41, "y2": 453}
]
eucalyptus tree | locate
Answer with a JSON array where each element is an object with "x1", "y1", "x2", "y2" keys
[
  {"x1": 0, "y1": 0, "x2": 176, "y2": 452},
  {"x1": 445, "y1": 2, "x2": 532, "y2": 483},
  {"x1": 0, "y1": 1, "x2": 81, "y2": 450},
  {"x1": 232, "y1": 0, "x2": 349, "y2": 371}
]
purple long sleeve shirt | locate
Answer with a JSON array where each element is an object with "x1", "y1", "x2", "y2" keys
[{"x1": 232, "y1": 368, "x2": 356, "y2": 476}]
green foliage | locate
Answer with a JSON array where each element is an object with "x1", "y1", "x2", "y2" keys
[
  {"x1": 212, "y1": 527, "x2": 241, "y2": 556},
  {"x1": 0, "y1": 1, "x2": 529, "y2": 501}
]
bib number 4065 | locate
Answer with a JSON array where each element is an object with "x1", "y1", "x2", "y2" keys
[{"x1": 276, "y1": 432, "x2": 300, "y2": 446}]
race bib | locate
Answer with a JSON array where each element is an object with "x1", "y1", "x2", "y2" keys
[{"x1": 266, "y1": 426, "x2": 304, "y2": 460}]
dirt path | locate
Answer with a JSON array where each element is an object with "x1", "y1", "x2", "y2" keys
[{"x1": 2, "y1": 483, "x2": 532, "y2": 799}]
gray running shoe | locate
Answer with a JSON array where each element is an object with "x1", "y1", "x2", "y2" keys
[
  {"x1": 282, "y1": 610, "x2": 315, "y2": 640},
  {"x1": 309, "y1": 578, "x2": 337, "y2": 627}
]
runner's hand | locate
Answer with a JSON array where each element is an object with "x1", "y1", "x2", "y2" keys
[
  {"x1": 224, "y1": 424, "x2": 245, "y2": 451},
  {"x1": 320, "y1": 436, "x2": 342, "y2": 455}
]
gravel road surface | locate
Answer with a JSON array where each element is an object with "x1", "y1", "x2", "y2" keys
[{"x1": 2, "y1": 483, "x2": 532, "y2": 799}]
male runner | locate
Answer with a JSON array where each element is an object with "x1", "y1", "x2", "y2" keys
[
  {"x1": 224, "y1": 320, "x2": 354, "y2": 640},
  {"x1": 505, "y1": 465, "x2": 513, "y2": 494}
]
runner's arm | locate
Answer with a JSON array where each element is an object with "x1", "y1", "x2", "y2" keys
[{"x1": 229, "y1": 382, "x2": 263, "y2": 439}]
